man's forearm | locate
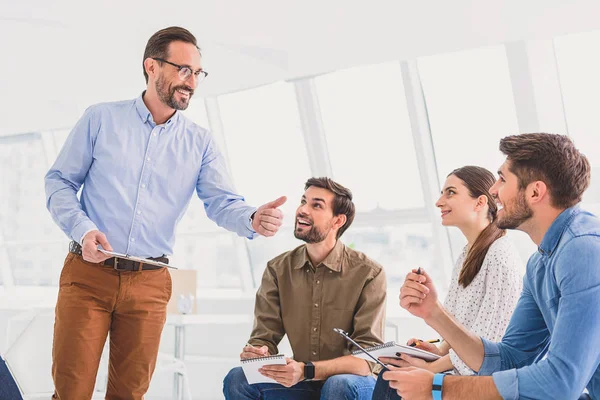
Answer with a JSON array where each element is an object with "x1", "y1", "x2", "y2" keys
[
  {"x1": 443, "y1": 376, "x2": 502, "y2": 400},
  {"x1": 313, "y1": 355, "x2": 371, "y2": 380},
  {"x1": 425, "y1": 303, "x2": 485, "y2": 372}
]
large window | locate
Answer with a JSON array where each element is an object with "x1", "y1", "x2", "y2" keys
[
  {"x1": 418, "y1": 46, "x2": 519, "y2": 182},
  {"x1": 219, "y1": 82, "x2": 310, "y2": 280},
  {"x1": 418, "y1": 46, "x2": 520, "y2": 259},
  {"x1": 555, "y1": 30, "x2": 600, "y2": 210},
  {"x1": 0, "y1": 132, "x2": 68, "y2": 286},
  {"x1": 316, "y1": 62, "x2": 424, "y2": 211}
]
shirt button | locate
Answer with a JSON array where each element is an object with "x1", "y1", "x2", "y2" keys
[
  {"x1": 313, "y1": 327, "x2": 317, "y2": 332},
  {"x1": 312, "y1": 351, "x2": 317, "y2": 356},
  {"x1": 316, "y1": 280, "x2": 320, "y2": 284},
  {"x1": 130, "y1": 238, "x2": 135, "y2": 242},
  {"x1": 153, "y1": 132, "x2": 158, "y2": 137},
  {"x1": 141, "y1": 184, "x2": 146, "y2": 188},
  {"x1": 146, "y1": 157, "x2": 151, "y2": 161},
  {"x1": 314, "y1": 303, "x2": 318, "y2": 308},
  {"x1": 329, "y1": 271, "x2": 333, "y2": 274},
  {"x1": 137, "y1": 210, "x2": 141, "y2": 215}
]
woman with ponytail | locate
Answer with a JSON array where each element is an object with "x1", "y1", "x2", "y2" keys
[{"x1": 372, "y1": 166, "x2": 523, "y2": 399}]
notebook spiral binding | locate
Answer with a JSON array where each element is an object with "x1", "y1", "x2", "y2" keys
[
  {"x1": 351, "y1": 341, "x2": 397, "y2": 354},
  {"x1": 241, "y1": 354, "x2": 285, "y2": 363}
]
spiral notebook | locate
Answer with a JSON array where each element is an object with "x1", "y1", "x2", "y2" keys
[
  {"x1": 351, "y1": 341, "x2": 440, "y2": 362},
  {"x1": 241, "y1": 354, "x2": 287, "y2": 384}
]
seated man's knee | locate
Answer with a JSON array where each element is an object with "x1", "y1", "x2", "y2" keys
[
  {"x1": 321, "y1": 374, "x2": 375, "y2": 400},
  {"x1": 223, "y1": 366, "x2": 248, "y2": 397}
]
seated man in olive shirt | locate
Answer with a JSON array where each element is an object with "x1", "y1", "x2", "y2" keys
[{"x1": 223, "y1": 177, "x2": 387, "y2": 400}]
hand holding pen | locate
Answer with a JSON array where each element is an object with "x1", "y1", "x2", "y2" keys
[
  {"x1": 399, "y1": 267, "x2": 440, "y2": 320},
  {"x1": 240, "y1": 342, "x2": 270, "y2": 360}
]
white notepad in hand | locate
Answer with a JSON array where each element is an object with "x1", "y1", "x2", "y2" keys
[
  {"x1": 241, "y1": 354, "x2": 287, "y2": 384},
  {"x1": 352, "y1": 341, "x2": 440, "y2": 362}
]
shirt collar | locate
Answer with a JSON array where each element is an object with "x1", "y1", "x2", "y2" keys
[
  {"x1": 135, "y1": 91, "x2": 180, "y2": 126},
  {"x1": 295, "y1": 240, "x2": 344, "y2": 272},
  {"x1": 538, "y1": 204, "x2": 581, "y2": 256},
  {"x1": 135, "y1": 92, "x2": 152, "y2": 123}
]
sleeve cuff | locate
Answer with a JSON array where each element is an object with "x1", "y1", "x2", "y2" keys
[
  {"x1": 478, "y1": 337, "x2": 503, "y2": 376},
  {"x1": 71, "y1": 220, "x2": 98, "y2": 245},
  {"x1": 244, "y1": 208, "x2": 258, "y2": 239},
  {"x1": 492, "y1": 369, "x2": 519, "y2": 400}
]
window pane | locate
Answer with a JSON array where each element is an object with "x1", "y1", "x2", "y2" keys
[
  {"x1": 219, "y1": 82, "x2": 310, "y2": 221},
  {"x1": 316, "y1": 63, "x2": 424, "y2": 211},
  {"x1": 554, "y1": 30, "x2": 600, "y2": 204},
  {"x1": 8, "y1": 242, "x2": 69, "y2": 286},
  {"x1": 343, "y1": 224, "x2": 435, "y2": 287},
  {"x1": 418, "y1": 46, "x2": 519, "y2": 181},
  {"x1": 170, "y1": 232, "x2": 247, "y2": 289},
  {"x1": 182, "y1": 97, "x2": 209, "y2": 129},
  {"x1": 0, "y1": 134, "x2": 63, "y2": 243}
]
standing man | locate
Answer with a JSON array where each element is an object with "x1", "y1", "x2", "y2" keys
[
  {"x1": 388, "y1": 133, "x2": 600, "y2": 400},
  {"x1": 45, "y1": 26, "x2": 285, "y2": 399},
  {"x1": 223, "y1": 178, "x2": 387, "y2": 400}
]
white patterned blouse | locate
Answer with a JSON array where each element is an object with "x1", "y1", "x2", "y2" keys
[{"x1": 443, "y1": 235, "x2": 523, "y2": 375}]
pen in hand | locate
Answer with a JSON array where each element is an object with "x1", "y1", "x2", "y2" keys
[{"x1": 409, "y1": 338, "x2": 441, "y2": 347}]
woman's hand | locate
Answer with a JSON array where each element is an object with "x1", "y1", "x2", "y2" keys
[{"x1": 406, "y1": 338, "x2": 442, "y2": 355}]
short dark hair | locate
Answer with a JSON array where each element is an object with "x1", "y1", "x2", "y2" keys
[
  {"x1": 143, "y1": 26, "x2": 200, "y2": 83},
  {"x1": 305, "y1": 177, "x2": 355, "y2": 239},
  {"x1": 499, "y1": 133, "x2": 591, "y2": 209}
]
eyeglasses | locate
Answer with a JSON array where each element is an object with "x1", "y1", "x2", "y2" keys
[{"x1": 152, "y1": 58, "x2": 208, "y2": 83}]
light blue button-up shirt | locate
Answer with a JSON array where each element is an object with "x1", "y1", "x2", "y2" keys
[
  {"x1": 45, "y1": 94, "x2": 257, "y2": 257},
  {"x1": 478, "y1": 205, "x2": 600, "y2": 399}
]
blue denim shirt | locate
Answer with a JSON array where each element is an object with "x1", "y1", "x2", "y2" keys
[
  {"x1": 45, "y1": 94, "x2": 256, "y2": 257},
  {"x1": 478, "y1": 205, "x2": 600, "y2": 399}
]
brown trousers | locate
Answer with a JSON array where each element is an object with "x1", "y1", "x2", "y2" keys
[{"x1": 52, "y1": 253, "x2": 172, "y2": 400}]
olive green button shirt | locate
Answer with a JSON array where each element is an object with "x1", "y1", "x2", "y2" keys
[{"x1": 248, "y1": 240, "x2": 386, "y2": 372}]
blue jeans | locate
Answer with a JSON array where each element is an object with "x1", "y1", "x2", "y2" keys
[
  {"x1": 223, "y1": 366, "x2": 376, "y2": 400},
  {"x1": 0, "y1": 356, "x2": 22, "y2": 400},
  {"x1": 371, "y1": 372, "x2": 401, "y2": 400}
]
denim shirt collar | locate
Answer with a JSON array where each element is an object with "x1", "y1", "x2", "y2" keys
[
  {"x1": 135, "y1": 92, "x2": 179, "y2": 126},
  {"x1": 538, "y1": 204, "x2": 581, "y2": 256}
]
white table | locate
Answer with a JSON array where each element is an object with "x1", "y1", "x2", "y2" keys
[{"x1": 165, "y1": 313, "x2": 253, "y2": 400}]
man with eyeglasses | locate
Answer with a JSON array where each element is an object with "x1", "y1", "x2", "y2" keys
[{"x1": 45, "y1": 26, "x2": 286, "y2": 399}]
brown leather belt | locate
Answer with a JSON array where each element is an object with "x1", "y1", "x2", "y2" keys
[{"x1": 69, "y1": 241, "x2": 168, "y2": 271}]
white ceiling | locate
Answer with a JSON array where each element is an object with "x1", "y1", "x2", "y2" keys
[{"x1": 2, "y1": 0, "x2": 600, "y2": 135}]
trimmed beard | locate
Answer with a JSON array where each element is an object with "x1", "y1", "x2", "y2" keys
[
  {"x1": 155, "y1": 74, "x2": 191, "y2": 110},
  {"x1": 496, "y1": 190, "x2": 533, "y2": 229}
]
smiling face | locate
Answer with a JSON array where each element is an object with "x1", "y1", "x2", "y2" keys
[
  {"x1": 153, "y1": 41, "x2": 202, "y2": 110},
  {"x1": 490, "y1": 160, "x2": 533, "y2": 230},
  {"x1": 435, "y1": 174, "x2": 484, "y2": 228},
  {"x1": 294, "y1": 186, "x2": 342, "y2": 244}
]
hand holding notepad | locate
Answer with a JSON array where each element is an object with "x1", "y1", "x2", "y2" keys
[
  {"x1": 241, "y1": 354, "x2": 287, "y2": 384},
  {"x1": 351, "y1": 341, "x2": 440, "y2": 362}
]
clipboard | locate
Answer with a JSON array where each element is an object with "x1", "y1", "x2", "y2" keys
[{"x1": 98, "y1": 249, "x2": 178, "y2": 269}]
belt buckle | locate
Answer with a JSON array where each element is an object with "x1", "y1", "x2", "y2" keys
[{"x1": 113, "y1": 257, "x2": 126, "y2": 271}]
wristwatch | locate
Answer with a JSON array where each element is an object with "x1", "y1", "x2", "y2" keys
[
  {"x1": 303, "y1": 361, "x2": 315, "y2": 380},
  {"x1": 432, "y1": 373, "x2": 445, "y2": 400}
]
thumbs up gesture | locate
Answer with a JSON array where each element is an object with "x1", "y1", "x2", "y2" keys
[{"x1": 252, "y1": 196, "x2": 287, "y2": 237}]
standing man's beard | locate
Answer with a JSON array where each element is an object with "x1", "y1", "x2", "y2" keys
[
  {"x1": 155, "y1": 75, "x2": 193, "y2": 110},
  {"x1": 497, "y1": 190, "x2": 533, "y2": 229}
]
